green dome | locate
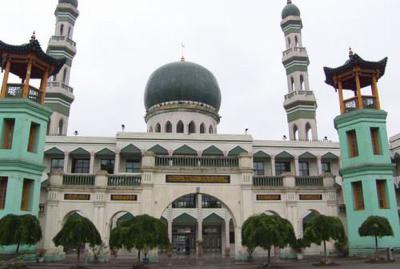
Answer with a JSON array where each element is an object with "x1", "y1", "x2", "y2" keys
[
  {"x1": 144, "y1": 61, "x2": 221, "y2": 111},
  {"x1": 281, "y1": 3, "x2": 300, "y2": 19},
  {"x1": 59, "y1": 0, "x2": 78, "y2": 7}
]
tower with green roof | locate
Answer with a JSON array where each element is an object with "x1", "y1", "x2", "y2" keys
[
  {"x1": 45, "y1": 0, "x2": 79, "y2": 136},
  {"x1": 281, "y1": 0, "x2": 318, "y2": 141},
  {"x1": 324, "y1": 51, "x2": 400, "y2": 253},
  {"x1": 0, "y1": 34, "x2": 64, "y2": 225}
]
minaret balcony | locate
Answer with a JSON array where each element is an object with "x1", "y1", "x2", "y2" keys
[
  {"x1": 5, "y1": 83, "x2": 42, "y2": 104},
  {"x1": 343, "y1": 95, "x2": 377, "y2": 113},
  {"x1": 47, "y1": 81, "x2": 74, "y2": 93},
  {"x1": 282, "y1": 47, "x2": 308, "y2": 61},
  {"x1": 284, "y1": 90, "x2": 314, "y2": 100},
  {"x1": 50, "y1": 35, "x2": 76, "y2": 47}
]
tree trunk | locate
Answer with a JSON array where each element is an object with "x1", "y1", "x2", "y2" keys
[
  {"x1": 77, "y1": 247, "x2": 81, "y2": 265},
  {"x1": 137, "y1": 249, "x2": 141, "y2": 265},
  {"x1": 375, "y1": 236, "x2": 378, "y2": 261},
  {"x1": 16, "y1": 242, "x2": 20, "y2": 256},
  {"x1": 323, "y1": 240, "x2": 327, "y2": 264},
  {"x1": 267, "y1": 247, "x2": 271, "y2": 267}
]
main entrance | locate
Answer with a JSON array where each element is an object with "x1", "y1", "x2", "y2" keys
[{"x1": 162, "y1": 193, "x2": 234, "y2": 255}]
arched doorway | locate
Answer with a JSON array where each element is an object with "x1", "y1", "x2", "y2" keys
[{"x1": 161, "y1": 193, "x2": 235, "y2": 256}]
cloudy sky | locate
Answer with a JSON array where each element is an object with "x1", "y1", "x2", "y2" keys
[{"x1": 3, "y1": 0, "x2": 400, "y2": 141}]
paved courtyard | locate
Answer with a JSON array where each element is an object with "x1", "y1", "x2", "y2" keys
[{"x1": 22, "y1": 255, "x2": 400, "y2": 269}]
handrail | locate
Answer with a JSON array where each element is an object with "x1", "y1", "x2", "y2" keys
[
  {"x1": 282, "y1": 47, "x2": 307, "y2": 57},
  {"x1": 63, "y1": 174, "x2": 95, "y2": 185},
  {"x1": 295, "y1": 176, "x2": 323, "y2": 186},
  {"x1": 47, "y1": 81, "x2": 74, "y2": 93},
  {"x1": 284, "y1": 90, "x2": 313, "y2": 100},
  {"x1": 108, "y1": 175, "x2": 141, "y2": 186},
  {"x1": 253, "y1": 176, "x2": 283, "y2": 186},
  {"x1": 155, "y1": 156, "x2": 239, "y2": 168},
  {"x1": 5, "y1": 83, "x2": 41, "y2": 103}
]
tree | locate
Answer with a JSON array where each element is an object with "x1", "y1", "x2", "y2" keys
[
  {"x1": 358, "y1": 216, "x2": 393, "y2": 261},
  {"x1": 303, "y1": 214, "x2": 345, "y2": 264},
  {"x1": 53, "y1": 213, "x2": 101, "y2": 265},
  {"x1": 242, "y1": 214, "x2": 295, "y2": 267},
  {"x1": 0, "y1": 214, "x2": 42, "y2": 256},
  {"x1": 109, "y1": 214, "x2": 169, "y2": 267}
]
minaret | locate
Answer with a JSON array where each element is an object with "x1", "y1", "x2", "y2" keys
[
  {"x1": 45, "y1": 0, "x2": 79, "y2": 136},
  {"x1": 281, "y1": 0, "x2": 318, "y2": 141},
  {"x1": 0, "y1": 35, "x2": 65, "y2": 220},
  {"x1": 324, "y1": 51, "x2": 400, "y2": 253}
]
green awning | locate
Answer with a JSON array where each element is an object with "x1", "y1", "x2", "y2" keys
[
  {"x1": 70, "y1": 147, "x2": 90, "y2": 158},
  {"x1": 120, "y1": 144, "x2": 141, "y2": 157},
  {"x1": 45, "y1": 147, "x2": 64, "y2": 158},
  {"x1": 253, "y1": 150, "x2": 270, "y2": 159},
  {"x1": 96, "y1": 148, "x2": 115, "y2": 158},
  {"x1": 275, "y1": 151, "x2": 294, "y2": 160},
  {"x1": 173, "y1": 213, "x2": 197, "y2": 225},
  {"x1": 173, "y1": 145, "x2": 197, "y2": 156},
  {"x1": 203, "y1": 213, "x2": 224, "y2": 225},
  {"x1": 321, "y1": 152, "x2": 339, "y2": 160},
  {"x1": 228, "y1": 146, "x2": 248, "y2": 156},
  {"x1": 148, "y1": 144, "x2": 169, "y2": 155},
  {"x1": 299, "y1": 152, "x2": 316, "y2": 160},
  {"x1": 202, "y1": 145, "x2": 224, "y2": 156}
]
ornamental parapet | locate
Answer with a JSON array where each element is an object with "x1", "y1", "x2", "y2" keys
[
  {"x1": 48, "y1": 173, "x2": 142, "y2": 188},
  {"x1": 253, "y1": 175, "x2": 334, "y2": 188}
]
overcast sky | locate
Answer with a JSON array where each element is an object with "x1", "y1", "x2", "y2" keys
[{"x1": 3, "y1": 0, "x2": 400, "y2": 141}]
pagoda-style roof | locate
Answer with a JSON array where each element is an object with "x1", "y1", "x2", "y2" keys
[
  {"x1": 324, "y1": 54, "x2": 387, "y2": 89},
  {"x1": 0, "y1": 39, "x2": 65, "y2": 78}
]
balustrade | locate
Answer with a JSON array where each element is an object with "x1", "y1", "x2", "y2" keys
[
  {"x1": 253, "y1": 176, "x2": 283, "y2": 186},
  {"x1": 107, "y1": 175, "x2": 141, "y2": 186},
  {"x1": 295, "y1": 176, "x2": 323, "y2": 186},
  {"x1": 47, "y1": 81, "x2": 74, "y2": 93},
  {"x1": 344, "y1": 96, "x2": 376, "y2": 112},
  {"x1": 155, "y1": 156, "x2": 239, "y2": 168},
  {"x1": 284, "y1": 90, "x2": 313, "y2": 100},
  {"x1": 63, "y1": 174, "x2": 95, "y2": 185},
  {"x1": 6, "y1": 83, "x2": 41, "y2": 103}
]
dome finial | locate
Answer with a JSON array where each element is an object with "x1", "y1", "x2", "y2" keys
[
  {"x1": 287, "y1": 0, "x2": 292, "y2": 4},
  {"x1": 180, "y1": 43, "x2": 185, "y2": 62},
  {"x1": 30, "y1": 31, "x2": 36, "y2": 43}
]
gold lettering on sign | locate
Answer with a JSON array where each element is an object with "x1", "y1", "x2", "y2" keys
[
  {"x1": 166, "y1": 175, "x2": 230, "y2": 184},
  {"x1": 256, "y1": 194, "x2": 281, "y2": 201},
  {"x1": 111, "y1": 194, "x2": 137, "y2": 201},
  {"x1": 64, "y1": 194, "x2": 90, "y2": 200},
  {"x1": 299, "y1": 194, "x2": 322, "y2": 201}
]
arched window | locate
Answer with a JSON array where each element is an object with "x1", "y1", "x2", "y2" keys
[
  {"x1": 293, "y1": 125, "x2": 298, "y2": 141},
  {"x1": 47, "y1": 119, "x2": 51, "y2": 135},
  {"x1": 290, "y1": 77, "x2": 295, "y2": 91},
  {"x1": 300, "y1": 75, "x2": 304, "y2": 90},
  {"x1": 200, "y1": 123, "x2": 205, "y2": 134},
  {"x1": 177, "y1": 121, "x2": 184, "y2": 133},
  {"x1": 58, "y1": 119, "x2": 64, "y2": 135},
  {"x1": 209, "y1": 125, "x2": 214, "y2": 134},
  {"x1": 294, "y1": 35, "x2": 299, "y2": 47},
  {"x1": 188, "y1": 121, "x2": 196, "y2": 134},
  {"x1": 67, "y1": 27, "x2": 71, "y2": 38},
  {"x1": 60, "y1": 24, "x2": 64, "y2": 36},
  {"x1": 305, "y1": 122, "x2": 312, "y2": 141},
  {"x1": 62, "y1": 68, "x2": 67, "y2": 83},
  {"x1": 288, "y1": 37, "x2": 291, "y2": 48},
  {"x1": 155, "y1": 123, "x2": 161, "y2": 133},
  {"x1": 165, "y1": 121, "x2": 172, "y2": 133}
]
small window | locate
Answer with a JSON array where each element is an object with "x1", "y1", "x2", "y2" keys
[
  {"x1": 376, "y1": 180, "x2": 388, "y2": 209},
  {"x1": 62, "y1": 69, "x2": 67, "y2": 83},
  {"x1": 67, "y1": 27, "x2": 71, "y2": 38},
  {"x1": 209, "y1": 125, "x2": 214, "y2": 134},
  {"x1": 299, "y1": 161, "x2": 309, "y2": 176},
  {"x1": 172, "y1": 194, "x2": 196, "y2": 208},
  {"x1": 275, "y1": 161, "x2": 291, "y2": 176},
  {"x1": 21, "y1": 179, "x2": 34, "y2": 211},
  {"x1": 321, "y1": 161, "x2": 331, "y2": 173},
  {"x1": 100, "y1": 159, "x2": 114, "y2": 174},
  {"x1": 347, "y1": 130, "x2": 359, "y2": 158},
  {"x1": 370, "y1": 128, "x2": 381, "y2": 155},
  {"x1": 126, "y1": 160, "x2": 141, "y2": 173},
  {"x1": 165, "y1": 121, "x2": 172, "y2": 133},
  {"x1": 290, "y1": 77, "x2": 295, "y2": 91},
  {"x1": 51, "y1": 159, "x2": 64, "y2": 173},
  {"x1": 27, "y1": 122, "x2": 40, "y2": 152},
  {"x1": 177, "y1": 121, "x2": 184, "y2": 133},
  {"x1": 58, "y1": 119, "x2": 64, "y2": 135},
  {"x1": 0, "y1": 177, "x2": 8, "y2": 209},
  {"x1": 200, "y1": 123, "x2": 205, "y2": 134},
  {"x1": 2, "y1": 119, "x2": 15, "y2": 149},
  {"x1": 72, "y1": 159, "x2": 90, "y2": 173},
  {"x1": 188, "y1": 121, "x2": 196, "y2": 134},
  {"x1": 352, "y1": 181, "x2": 364, "y2": 210},
  {"x1": 253, "y1": 161, "x2": 265, "y2": 176},
  {"x1": 155, "y1": 123, "x2": 161, "y2": 133},
  {"x1": 202, "y1": 195, "x2": 222, "y2": 208},
  {"x1": 60, "y1": 24, "x2": 64, "y2": 36}
]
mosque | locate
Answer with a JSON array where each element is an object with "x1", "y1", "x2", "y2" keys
[{"x1": 0, "y1": 0, "x2": 399, "y2": 260}]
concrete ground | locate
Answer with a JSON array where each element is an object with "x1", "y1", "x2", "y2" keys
[{"x1": 22, "y1": 254, "x2": 400, "y2": 269}]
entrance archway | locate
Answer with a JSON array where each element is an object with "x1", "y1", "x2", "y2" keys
[{"x1": 161, "y1": 193, "x2": 235, "y2": 256}]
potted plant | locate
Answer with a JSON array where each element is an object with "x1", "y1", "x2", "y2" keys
[
  {"x1": 292, "y1": 238, "x2": 306, "y2": 260},
  {"x1": 36, "y1": 248, "x2": 46, "y2": 263}
]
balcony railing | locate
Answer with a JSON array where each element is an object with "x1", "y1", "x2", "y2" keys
[
  {"x1": 253, "y1": 176, "x2": 283, "y2": 187},
  {"x1": 47, "y1": 81, "x2": 74, "y2": 93},
  {"x1": 6, "y1": 83, "x2": 41, "y2": 103},
  {"x1": 63, "y1": 174, "x2": 95, "y2": 185},
  {"x1": 295, "y1": 176, "x2": 323, "y2": 186},
  {"x1": 50, "y1": 35, "x2": 76, "y2": 47},
  {"x1": 344, "y1": 96, "x2": 376, "y2": 112},
  {"x1": 284, "y1": 90, "x2": 314, "y2": 100},
  {"x1": 108, "y1": 175, "x2": 141, "y2": 186},
  {"x1": 155, "y1": 156, "x2": 239, "y2": 168},
  {"x1": 282, "y1": 47, "x2": 307, "y2": 57}
]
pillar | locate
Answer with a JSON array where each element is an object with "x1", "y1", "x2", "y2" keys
[
  {"x1": 89, "y1": 152, "x2": 95, "y2": 174},
  {"x1": 63, "y1": 151, "x2": 69, "y2": 174},
  {"x1": 22, "y1": 58, "x2": 32, "y2": 98},
  {"x1": 40, "y1": 70, "x2": 49, "y2": 104},
  {"x1": 114, "y1": 151, "x2": 120, "y2": 174},
  {"x1": 371, "y1": 74, "x2": 381, "y2": 109},
  {"x1": 225, "y1": 218, "x2": 230, "y2": 253},
  {"x1": 197, "y1": 193, "x2": 203, "y2": 243},
  {"x1": 167, "y1": 205, "x2": 173, "y2": 243},
  {"x1": 338, "y1": 80, "x2": 345, "y2": 114},
  {"x1": 0, "y1": 60, "x2": 11, "y2": 98},
  {"x1": 317, "y1": 155, "x2": 322, "y2": 175},
  {"x1": 354, "y1": 71, "x2": 363, "y2": 109},
  {"x1": 271, "y1": 155, "x2": 276, "y2": 176},
  {"x1": 294, "y1": 156, "x2": 299, "y2": 176}
]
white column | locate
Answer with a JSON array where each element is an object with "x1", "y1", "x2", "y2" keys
[
  {"x1": 225, "y1": 218, "x2": 230, "y2": 252},
  {"x1": 114, "y1": 151, "x2": 120, "y2": 174},
  {"x1": 294, "y1": 157, "x2": 299, "y2": 176},
  {"x1": 167, "y1": 205, "x2": 173, "y2": 243},
  {"x1": 63, "y1": 151, "x2": 69, "y2": 173},
  {"x1": 271, "y1": 155, "x2": 276, "y2": 176},
  {"x1": 317, "y1": 156, "x2": 322, "y2": 175},
  {"x1": 89, "y1": 152, "x2": 95, "y2": 174},
  {"x1": 197, "y1": 194, "x2": 203, "y2": 243}
]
